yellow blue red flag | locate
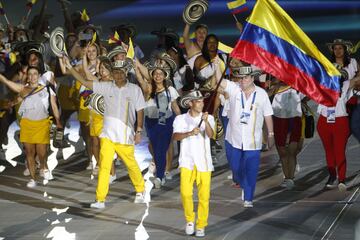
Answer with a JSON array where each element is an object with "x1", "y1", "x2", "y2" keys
[
  {"x1": 231, "y1": 0, "x2": 340, "y2": 106},
  {"x1": 227, "y1": 0, "x2": 248, "y2": 14}
]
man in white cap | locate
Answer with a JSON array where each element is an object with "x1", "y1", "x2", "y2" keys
[
  {"x1": 173, "y1": 90, "x2": 215, "y2": 238},
  {"x1": 63, "y1": 57, "x2": 146, "y2": 208},
  {"x1": 218, "y1": 64, "x2": 274, "y2": 208}
]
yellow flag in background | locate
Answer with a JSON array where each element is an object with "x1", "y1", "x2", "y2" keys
[{"x1": 126, "y1": 38, "x2": 135, "y2": 59}]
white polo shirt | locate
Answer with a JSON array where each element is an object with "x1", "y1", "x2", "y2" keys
[
  {"x1": 272, "y1": 88, "x2": 304, "y2": 118},
  {"x1": 93, "y1": 81, "x2": 146, "y2": 144},
  {"x1": 173, "y1": 112, "x2": 215, "y2": 172},
  {"x1": 224, "y1": 80, "x2": 273, "y2": 150},
  {"x1": 317, "y1": 80, "x2": 353, "y2": 117}
]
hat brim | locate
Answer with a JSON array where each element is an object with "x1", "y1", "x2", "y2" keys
[
  {"x1": 179, "y1": 92, "x2": 210, "y2": 109},
  {"x1": 111, "y1": 25, "x2": 137, "y2": 38},
  {"x1": 149, "y1": 67, "x2": 170, "y2": 81},
  {"x1": 183, "y1": 0, "x2": 209, "y2": 25},
  {"x1": 107, "y1": 49, "x2": 127, "y2": 60},
  {"x1": 326, "y1": 41, "x2": 353, "y2": 52}
]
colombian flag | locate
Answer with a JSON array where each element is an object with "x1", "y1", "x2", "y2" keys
[
  {"x1": 231, "y1": 0, "x2": 340, "y2": 106},
  {"x1": 227, "y1": 0, "x2": 248, "y2": 15}
]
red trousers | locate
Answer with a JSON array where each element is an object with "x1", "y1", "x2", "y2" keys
[{"x1": 317, "y1": 116, "x2": 350, "y2": 182}]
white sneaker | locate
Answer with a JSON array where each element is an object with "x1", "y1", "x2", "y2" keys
[
  {"x1": 227, "y1": 173, "x2": 233, "y2": 180},
  {"x1": 185, "y1": 222, "x2": 195, "y2": 235},
  {"x1": 86, "y1": 162, "x2": 93, "y2": 170},
  {"x1": 280, "y1": 179, "x2": 289, "y2": 188},
  {"x1": 244, "y1": 201, "x2": 253, "y2": 208},
  {"x1": 39, "y1": 169, "x2": 45, "y2": 177},
  {"x1": 338, "y1": 182, "x2": 347, "y2": 192},
  {"x1": 165, "y1": 171, "x2": 173, "y2": 180},
  {"x1": 26, "y1": 179, "x2": 37, "y2": 188},
  {"x1": 90, "y1": 201, "x2": 105, "y2": 209},
  {"x1": 92, "y1": 166, "x2": 99, "y2": 175},
  {"x1": 43, "y1": 169, "x2": 54, "y2": 180},
  {"x1": 148, "y1": 162, "x2": 156, "y2": 174},
  {"x1": 195, "y1": 228, "x2": 205, "y2": 237},
  {"x1": 286, "y1": 179, "x2": 295, "y2": 190},
  {"x1": 23, "y1": 168, "x2": 30, "y2": 176},
  {"x1": 109, "y1": 174, "x2": 117, "y2": 184},
  {"x1": 151, "y1": 177, "x2": 162, "y2": 189},
  {"x1": 134, "y1": 192, "x2": 145, "y2": 204}
]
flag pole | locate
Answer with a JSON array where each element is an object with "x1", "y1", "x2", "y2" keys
[
  {"x1": 198, "y1": 59, "x2": 230, "y2": 127},
  {"x1": 232, "y1": 13, "x2": 239, "y2": 22}
]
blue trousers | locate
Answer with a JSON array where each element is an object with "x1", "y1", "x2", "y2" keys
[
  {"x1": 145, "y1": 116, "x2": 174, "y2": 180},
  {"x1": 227, "y1": 143, "x2": 261, "y2": 201},
  {"x1": 351, "y1": 103, "x2": 360, "y2": 143}
]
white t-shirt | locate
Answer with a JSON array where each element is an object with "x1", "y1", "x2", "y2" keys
[
  {"x1": 272, "y1": 88, "x2": 304, "y2": 118},
  {"x1": 18, "y1": 86, "x2": 56, "y2": 120},
  {"x1": 317, "y1": 80, "x2": 353, "y2": 117},
  {"x1": 93, "y1": 81, "x2": 146, "y2": 144},
  {"x1": 224, "y1": 80, "x2": 273, "y2": 150},
  {"x1": 173, "y1": 112, "x2": 215, "y2": 172},
  {"x1": 39, "y1": 71, "x2": 55, "y2": 87},
  {"x1": 145, "y1": 86, "x2": 179, "y2": 119}
]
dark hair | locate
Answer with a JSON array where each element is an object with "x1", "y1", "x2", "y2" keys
[
  {"x1": 167, "y1": 46, "x2": 187, "y2": 69},
  {"x1": 201, "y1": 34, "x2": 219, "y2": 65},
  {"x1": 150, "y1": 68, "x2": 168, "y2": 99},
  {"x1": 25, "y1": 51, "x2": 45, "y2": 74},
  {"x1": 330, "y1": 45, "x2": 351, "y2": 68},
  {"x1": 99, "y1": 57, "x2": 113, "y2": 73}
]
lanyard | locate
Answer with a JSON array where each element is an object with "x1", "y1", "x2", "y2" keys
[
  {"x1": 241, "y1": 91, "x2": 257, "y2": 111},
  {"x1": 155, "y1": 89, "x2": 170, "y2": 111}
]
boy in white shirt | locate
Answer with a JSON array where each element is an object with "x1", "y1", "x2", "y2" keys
[{"x1": 173, "y1": 90, "x2": 215, "y2": 238}]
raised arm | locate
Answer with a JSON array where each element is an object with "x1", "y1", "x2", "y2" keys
[
  {"x1": 183, "y1": 23, "x2": 200, "y2": 58},
  {"x1": 62, "y1": 56, "x2": 94, "y2": 89},
  {"x1": 134, "y1": 60, "x2": 151, "y2": 98},
  {"x1": 0, "y1": 74, "x2": 25, "y2": 93}
]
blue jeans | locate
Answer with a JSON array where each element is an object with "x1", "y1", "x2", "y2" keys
[
  {"x1": 227, "y1": 143, "x2": 261, "y2": 201},
  {"x1": 145, "y1": 116, "x2": 174, "y2": 179}
]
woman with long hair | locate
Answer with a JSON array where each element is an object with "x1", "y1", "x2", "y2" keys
[{"x1": 136, "y1": 56, "x2": 181, "y2": 188}]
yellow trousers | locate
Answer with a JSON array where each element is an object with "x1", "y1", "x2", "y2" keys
[
  {"x1": 180, "y1": 167, "x2": 211, "y2": 230},
  {"x1": 96, "y1": 138, "x2": 145, "y2": 202}
]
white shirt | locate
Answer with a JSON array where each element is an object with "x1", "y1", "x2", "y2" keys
[
  {"x1": 173, "y1": 112, "x2": 215, "y2": 172},
  {"x1": 344, "y1": 58, "x2": 358, "y2": 80},
  {"x1": 317, "y1": 80, "x2": 353, "y2": 117},
  {"x1": 173, "y1": 65, "x2": 187, "y2": 90},
  {"x1": 224, "y1": 80, "x2": 273, "y2": 150},
  {"x1": 219, "y1": 94, "x2": 230, "y2": 117},
  {"x1": 93, "y1": 81, "x2": 146, "y2": 144},
  {"x1": 18, "y1": 86, "x2": 55, "y2": 120},
  {"x1": 145, "y1": 86, "x2": 179, "y2": 119},
  {"x1": 272, "y1": 88, "x2": 304, "y2": 118},
  {"x1": 39, "y1": 71, "x2": 55, "y2": 87}
]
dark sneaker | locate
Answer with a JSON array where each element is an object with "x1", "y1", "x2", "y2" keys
[{"x1": 325, "y1": 176, "x2": 337, "y2": 189}]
